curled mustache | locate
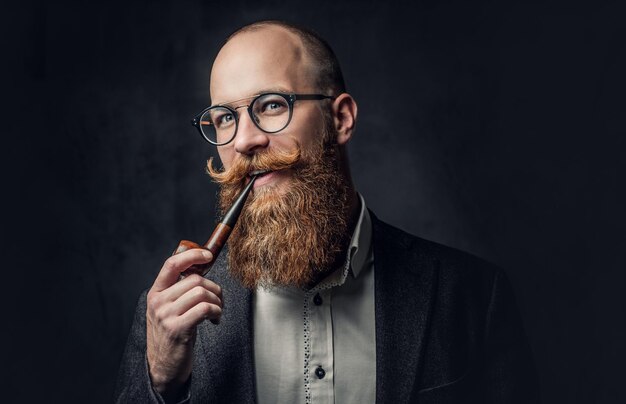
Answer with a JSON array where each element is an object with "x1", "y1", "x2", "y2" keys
[{"x1": 206, "y1": 144, "x2": 302, "y2": 186}]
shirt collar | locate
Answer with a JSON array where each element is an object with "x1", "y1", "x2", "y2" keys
[
  {"x1": 348, "y1": 193, "x2": 372, "y2": 279},
  {"x1": 311, "y1": 193, "x2": 372, "y2": 290}
]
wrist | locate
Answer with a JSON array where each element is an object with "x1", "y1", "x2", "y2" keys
[
  {"x1": 149, "y1": 366, "x2": 182, "y2": 392},
  {"x1": 150, "y1": 370, "x2": 190, "y2": 403}
]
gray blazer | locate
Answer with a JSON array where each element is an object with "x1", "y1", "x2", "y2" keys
[{"x1": 115, "y1": 212, "x2": 539, "y2": 403}]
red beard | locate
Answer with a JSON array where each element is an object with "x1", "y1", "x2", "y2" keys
[{"x1": 207, "y1": 131, "x2": 351, "y2": 289}]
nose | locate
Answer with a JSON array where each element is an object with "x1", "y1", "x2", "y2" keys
[{"x1": 233, "y1": 107, "x2": 270, "y2": 155}]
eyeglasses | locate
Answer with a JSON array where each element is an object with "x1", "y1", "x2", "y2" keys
[{"x1": 191, "y1": 92, "x2": 334, "y2": 146}]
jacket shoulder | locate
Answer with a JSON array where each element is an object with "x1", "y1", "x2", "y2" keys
[{"x1": 370, "y1": 210, "x2": 502, "y2": 284}]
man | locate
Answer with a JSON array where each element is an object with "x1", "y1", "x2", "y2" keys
[{"x1": 115, "y1": 21, "x2": 539, "y2": 403}]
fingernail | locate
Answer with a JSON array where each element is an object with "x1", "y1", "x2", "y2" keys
[{"x1": 202, "y1": 250, "x2": 213, "y2": 260}]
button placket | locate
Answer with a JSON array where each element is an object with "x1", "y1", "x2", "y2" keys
[
  {"x1": 302, "y1": 291, "x2": 313, "y2": 404},
  {"x1": 307, "y1": 287, "x2": 334, "y2": 402},
  {"x1": 304, "y1": 265, "x2": 348, "y2": 403}
]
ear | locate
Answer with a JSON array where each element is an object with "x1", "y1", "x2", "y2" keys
[{"x1": 331, "y1": 93, "x2": 358, "y2": 145}]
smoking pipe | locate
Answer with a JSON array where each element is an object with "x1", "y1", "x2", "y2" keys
[{"x1": 174, "y1": 175, "x2": 258, "y2": 278}]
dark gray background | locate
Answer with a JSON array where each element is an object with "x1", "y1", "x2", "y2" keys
[{"x1": 2, "y1": 0, "x2": 625, "y2": 402}]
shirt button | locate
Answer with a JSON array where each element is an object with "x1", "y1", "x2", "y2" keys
[
  {"x1": 313, "y1": 293, "x2": 323, "y2": 306},
  {"x1": 315, "y1": 366, "x2": 326, "y2": 379}
]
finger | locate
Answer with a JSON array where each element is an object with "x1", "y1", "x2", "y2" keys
[
  {"x1": 173, "y1": 240, "x2": 201, "y2": 255},
  {"x1": 167, "y1": 285, "x2": 222, "y2": 317},
  {"x1": 178, "y1": 302, "x2": 222, "y2": 329},
  {"x1": 151, "y1": 249, "x2": 213, "y2": 292},
  {"x1": 160, "y1": 274, "x2": 223, "y2": 303}
]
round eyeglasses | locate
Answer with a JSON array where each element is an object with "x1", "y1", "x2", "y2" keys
[{"x1": 191, "y1": 92, "x2": 334, "y2": 146}]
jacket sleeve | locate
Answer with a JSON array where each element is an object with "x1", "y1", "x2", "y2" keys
[
  {"x1": 483, "y1": 269, "x2": 541, "y2": 403},
  {"x1": 113, "y1": 291, "x2": 191, "y2": 404}
]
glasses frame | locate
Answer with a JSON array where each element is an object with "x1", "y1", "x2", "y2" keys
[{"x1": 191, "y1": 92, "x2": 335, "y2": 146}]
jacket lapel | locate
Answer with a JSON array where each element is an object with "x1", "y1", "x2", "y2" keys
[
  {"x1": 196, "y1": 250, "x2": 256, "y2": 403},
  {"x1": 372, "y1": 212, "x2": 439, "y2": 403}
]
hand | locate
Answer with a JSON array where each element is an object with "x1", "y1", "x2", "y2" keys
[{"x1": 146, "y1": 248, "x2": 222, "y2": 399}]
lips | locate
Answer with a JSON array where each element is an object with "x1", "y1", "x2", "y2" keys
[
  {"x1": 249, "y1": 169, "x2": 272, "y2": 177},
  {"x1": 247, "y1": 169, "x2": 284, "y2": 189}
]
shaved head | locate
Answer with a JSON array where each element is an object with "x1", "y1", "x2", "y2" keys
[
  {"x1": 220, "y1": 20, "x2": 346, "y2": 96},
  {"x1": 210, "y1": 24, "x2": 316, "y2": 104}
]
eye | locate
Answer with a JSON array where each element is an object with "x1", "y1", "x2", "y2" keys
[
  {"x1": 267, "y1": 101, "x2": 284, "y2": 110},
  {"x1": 255, "y1": 95, "x2": 288, "y2": 116},
  {"x1": 219, "y1": 114, "x2": 234, "y2": 124},
  {"x1": 212, "y1": 111, "x2": 235, "y2": 128}
]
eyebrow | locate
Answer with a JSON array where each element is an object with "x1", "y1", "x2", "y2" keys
[{"x1": 211, "y1": 87, "x2": 294, "y2": 108}]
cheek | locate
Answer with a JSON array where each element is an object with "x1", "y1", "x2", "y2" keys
[
  {"x1": 270, "y1": 132, "x2": 311, "y2": 153},
  {"x1": 217, "y1": 148, "x2": 235, "y2": 170},
  {"x1": 284, "y1": 108, "x2": 324, "y2": 149}
]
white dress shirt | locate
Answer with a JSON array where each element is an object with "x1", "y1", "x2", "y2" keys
[{"x1": 253, "y1": 194, "x2": 376, "y2": 404}]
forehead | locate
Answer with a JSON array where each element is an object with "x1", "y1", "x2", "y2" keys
[{"x1": 210, "y1": 26, "x2": 316, "y2": 105}]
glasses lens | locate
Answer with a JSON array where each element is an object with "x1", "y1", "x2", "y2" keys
[
  {"x1": 200, "y1": 107, "x2": 236, "y2": 145},
  {"x1": 251, "y1": 94, "x2": 291, "y2": 133}
]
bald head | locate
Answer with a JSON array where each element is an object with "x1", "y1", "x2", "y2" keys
[
  {"x1": 210, "y1": 21, "x2": 345, "y2": 103},
  {"x1": 210, "y1": 25, "x2": 316, "y2": 104}
]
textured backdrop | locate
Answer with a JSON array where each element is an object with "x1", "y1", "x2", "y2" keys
[{"x1": 3, "y1": 0, "x2": 625, "y2": 402}]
